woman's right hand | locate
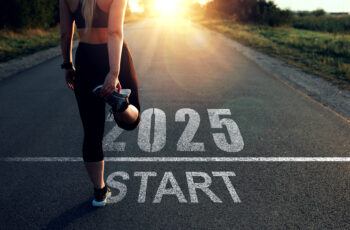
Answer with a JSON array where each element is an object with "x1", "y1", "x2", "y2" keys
[{"x1": 100, "y1": 71, "x2": 121, "y2": 98}]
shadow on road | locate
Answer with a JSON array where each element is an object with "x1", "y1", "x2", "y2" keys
[{"x1": 43, "y1": 200, "x2": 98, "y2": 229}]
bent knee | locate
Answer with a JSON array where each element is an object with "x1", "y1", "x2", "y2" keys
[{"x1": 116, "y1": 113, "x2": 141, "y2": 131}]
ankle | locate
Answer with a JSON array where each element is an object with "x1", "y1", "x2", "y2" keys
[{"x1": 94, "y1": 182, "x2": 105, "y2": 190}]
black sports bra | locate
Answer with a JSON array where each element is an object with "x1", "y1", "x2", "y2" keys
[{"x1": 72, "y1": 0, "x2": 109, "y2": 29}]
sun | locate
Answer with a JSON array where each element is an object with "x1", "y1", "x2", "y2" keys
[{"x1": 152, "y1": 0, "x2": 186, "y2": 18}]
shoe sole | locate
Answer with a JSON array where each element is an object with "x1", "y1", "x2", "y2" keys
[
  {"x1": 92, "y1": 85, "x2": 131, "y2": 97},
  {"x1": 92, "y1": 190, "x2": 112, "y2": 207}
]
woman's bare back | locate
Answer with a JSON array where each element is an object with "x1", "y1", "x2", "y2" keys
[{"x1": 66, "y1": 0, "x2": 113, "y2": 44}]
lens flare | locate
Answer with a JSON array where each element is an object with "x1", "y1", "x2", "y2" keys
[{"x1": 153, "y1": 0, "x2": 186, "y2": 18}]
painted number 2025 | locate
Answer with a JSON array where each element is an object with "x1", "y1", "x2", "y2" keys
[{"x1": 103, "y1": 108, "x2": 244, "y2": 153}]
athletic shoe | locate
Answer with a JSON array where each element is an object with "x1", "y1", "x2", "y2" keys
[
  {"x1": 92, "y1": 85, "x2": 131, "y2": 113},
  {"x1": 92, "y1": 185, "x2": 112, "y2": 207}
]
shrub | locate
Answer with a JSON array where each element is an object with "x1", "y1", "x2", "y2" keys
[
  {"x1": 0, "y1": 0, "x2": 58, "y2": 29},
  {"x1": 252, "y1": 1, "x2": 292, "y2": 26}
]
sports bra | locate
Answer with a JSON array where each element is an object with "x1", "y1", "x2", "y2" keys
[{"x1": 72, "y1": 0, "x2": 109, "y2": 29}]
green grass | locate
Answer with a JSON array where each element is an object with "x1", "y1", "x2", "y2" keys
[
  {"x1": 0, "y1": 15, "x2": 140, "y2": 64},
  {"x1": 198, "y1": 19, "x2": 350, "y2": 89},
  {"x1": 0, "y1": 25, "x2": 62, "y2": 63},
  {"x1": 293, "y1": 15, "x2": 350, "y2": 33}
]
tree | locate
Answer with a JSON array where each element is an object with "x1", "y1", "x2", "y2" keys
[
  {"x1": 205, "y1": 0, "x2": 292, "y2": 26},
  {"x1": 312, "y1": 9, "x2": 326, "y2": 17},
  {"x1": 1, "y1": 0, "x2": 57, "y2": 29}
]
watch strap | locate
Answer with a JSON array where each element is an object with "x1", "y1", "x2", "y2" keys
[{"x1": 61, "y1": 62, "x2": 73, "y2": 70}]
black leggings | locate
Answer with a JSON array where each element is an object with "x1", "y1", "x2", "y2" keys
[{"x1": 74, "y1": 41, "x2": 141, "y2": 162}]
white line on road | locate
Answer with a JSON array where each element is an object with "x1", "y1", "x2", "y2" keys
[{"x1": 1, "y1": 157, "x2": 350, "y2": 162}]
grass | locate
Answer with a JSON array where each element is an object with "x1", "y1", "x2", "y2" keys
[
  {"x1": 293, "y1": 15, "x2": 350, "y2": 33},
  {"x1": 198, "y1": 19, "x2": 350, "y2": 89},
  {"x1": 0, "y1": 14, "x2": 140, "y2": 64},
  {"x1": 0, "y1": 25, "x2": 62, "y2": 63}
]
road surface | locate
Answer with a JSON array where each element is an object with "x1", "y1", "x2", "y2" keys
[{"x1": 0, "y1": 19, "x2": 349, "y2": 229}]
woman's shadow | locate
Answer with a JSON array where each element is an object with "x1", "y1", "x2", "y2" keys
[{"x1": 43, "y1": 199, "x2": 100, "y2": 229}]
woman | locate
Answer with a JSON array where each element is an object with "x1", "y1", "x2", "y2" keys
[{"x1": 59, "y1": 0, "x2": 141, "y2": 207}]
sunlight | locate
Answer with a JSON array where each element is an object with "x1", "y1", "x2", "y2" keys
[
  {"x1": 128, "y1": 0, "x2": 144, "y2": 13},
  {"x1": 197, "y1": 0, "x2": 211, "y2": 6},
  {"x1": 128, "y1": 0, "x2": 212, "y2": 19},
  {"x1": 153, "y1": 0, "x2": 186, "y2": 18}
]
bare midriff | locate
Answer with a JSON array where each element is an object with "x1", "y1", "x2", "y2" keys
[{"x1": 77, "y1": 27, "x2": 109, "y2": 44}]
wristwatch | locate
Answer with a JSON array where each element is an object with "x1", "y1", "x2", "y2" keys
[{"x1": 61, "y1": 62, "x2": 74, "y2": 70}]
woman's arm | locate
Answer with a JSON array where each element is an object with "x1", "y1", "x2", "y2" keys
[
  {"x1": 59, "y1": 0, "x2": 75, "y2": 64},
  {"x1": 100, "y1": 0, "x2": 127, "y2": 97},
  {"x1": 59, "y1": 0, "x2": 75, "y2": 90}
]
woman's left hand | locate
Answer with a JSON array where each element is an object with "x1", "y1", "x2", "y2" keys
[
  {"x1": 65, "y1": 68, "x2": 76, "y2": 91},
  {"x1": 100, "y1": 71, "x2": 121, "y2": 98}
]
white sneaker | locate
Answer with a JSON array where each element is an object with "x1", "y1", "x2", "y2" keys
[{"x1": 92, "y1": 185, "x2": 112, "y2": 207}]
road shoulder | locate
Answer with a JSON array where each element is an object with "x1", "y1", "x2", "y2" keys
[
  {"x1": 195, "y1": 23, "x2": 350, "y2": 121},
  {"x1": 0, "y1": 40, "x2": 79, "y2": 81}
]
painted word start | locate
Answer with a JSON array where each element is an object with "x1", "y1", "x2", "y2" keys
[{"x1": 106, "y1": 171, "x2": 241, "y2": 204}]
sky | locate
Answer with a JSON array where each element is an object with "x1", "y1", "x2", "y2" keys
[{"x1": 128, "y1": 0, "x2": 350, "y2": 13}]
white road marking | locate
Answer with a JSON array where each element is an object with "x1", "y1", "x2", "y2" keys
[
  {"x1": 175, "y1": 108, "x2": 205, "y2": 152},
  {"x1": 103, "y1": 125, "x2": 126, "y2": 152},
  {"x1": 134, "y1": 171, "x2": 157, "y2": 203},
  {"x1": 208, "y1": 109, "x2": 244, "y2": 152},
  {"x1": 212, "y1": 172, "x2": 241, "y2": 203},
  {"x1": 104, "y1": 171, "x2": 241, "y2": 203},
  {"x1": 108, "y1": 108, "x2": 245, "y2": 153},
  {"x1": 107, "y1": 171, "x2": 129, "y2": 203},
  {"x1": 1, "y1": 157, "x2": 350, "y2": 162},
  {"x1": 153, "y1": 172, "x2": 187, "y2": 203},
  {"x1": 186, "y1": 172, "x2": 222, "y2": 203},
  {"x1": 138, "y1": 108, "x2": 167, "y2": 152}
]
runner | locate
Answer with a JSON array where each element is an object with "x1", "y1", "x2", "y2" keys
[{"x1": 59, "y1": 0, "x2": 141, "y2": 207}]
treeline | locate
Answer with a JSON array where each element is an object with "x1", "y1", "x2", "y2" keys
[
  {"x1": 205, "y1": 0, "x2": 292, "y2": 26},
  {"x1": 0, "y1": 0, "x2": 134, "y2": 30},
  {"x1": 1, "y1": 0, "x2": 59, "y2": 29},
  {"x1": 205, "y1": 0, "x2": 350, "y2": 32},
  {"x1": 293, "y1": 15, "x2": 350, "y2": 33}
]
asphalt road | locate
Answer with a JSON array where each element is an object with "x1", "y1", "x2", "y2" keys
[{"x1": 0, "y1": 19, "x2": 349, "y2": 229}]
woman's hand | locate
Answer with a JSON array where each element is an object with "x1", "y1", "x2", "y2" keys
[
  {"x1": 100, "y1": 71, "x2": 121, "y2": 98},
  {"x1": 65, "y1": 68, "x2": 76, "y2": 90}
]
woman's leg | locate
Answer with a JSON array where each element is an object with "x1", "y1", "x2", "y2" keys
[
  {"x1": 74, "y1": 86, "x2": 107, "y2": 188},
  {"x1": 74, "y1": 43, "x2": 108, "y2": 189},
  {"x1": 84, "y1": 161, "x2": 105, "y2": 189},
  {"x1": 116, "y1": 104, "x2": 139, "y2": 124},
  {"x1": 114, "y1": 42, "x2": 141, "y2": 130}
]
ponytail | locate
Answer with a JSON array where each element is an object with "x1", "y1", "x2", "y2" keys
[{"x1": 81, "y1": 0, "x2": 96, "y2": 33}]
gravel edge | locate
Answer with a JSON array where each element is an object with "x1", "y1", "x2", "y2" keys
[
  {"x1": 197, "y1": 24, "x2": 350, "y2": 120},
  {"x1": 0, "y1": 40, "x2": 79, "y2": 81}
]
